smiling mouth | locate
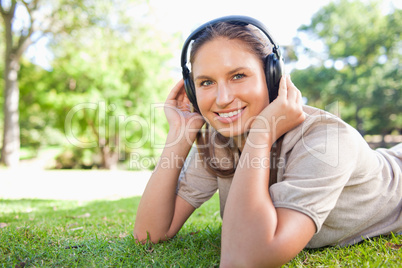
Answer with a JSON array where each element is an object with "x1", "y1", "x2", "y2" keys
[{"x1": 217, "y1": 108, "x2": 244, "y2": 118}]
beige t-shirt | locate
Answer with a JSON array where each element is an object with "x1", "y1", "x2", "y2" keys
[{"x1": 177, "y1": 106, "x2": 402, "y2": 248}]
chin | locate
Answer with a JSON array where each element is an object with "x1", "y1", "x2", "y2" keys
[{"x1": 214, "y1": 126, "x2": 248, "y2": 139}]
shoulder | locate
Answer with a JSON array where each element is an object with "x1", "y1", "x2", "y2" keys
[
  {"x1": 281, "y1": 105, "x2": 369, "y2": 170},
  {"x1": 283, "y1": 105, "x2": 363, "y2": 149}
]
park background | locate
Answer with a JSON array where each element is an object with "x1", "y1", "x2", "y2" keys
[
  {"x1": 0, "y1": 0, "x2": 402, "y2": 267},
  {"x1": 0, "y1": 0, "x2": 400, "y2": 172}
]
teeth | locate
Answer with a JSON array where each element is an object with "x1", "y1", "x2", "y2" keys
[{"x1": 218, "y1": 109, "x2": 242, "y2": 118}]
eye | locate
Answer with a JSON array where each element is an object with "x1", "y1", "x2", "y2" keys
[
  {"x1": 233, "y1": 73, "x2": 245, "y2": 80},
  {"x1": 200, "y1": 80, "x2": 214, "y2": 87}
]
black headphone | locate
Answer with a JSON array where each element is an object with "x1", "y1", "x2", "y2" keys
[{"x1": 181, "y1": 15, "x2": 284, "y2": 112}]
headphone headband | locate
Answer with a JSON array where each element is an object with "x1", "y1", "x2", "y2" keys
[{"x1": 181, "y1": 15, "x2": 281, "y2": 74}]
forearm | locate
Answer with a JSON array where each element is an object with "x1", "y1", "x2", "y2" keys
[
  {"x1": 223, "y1": 131, "x2": 276, "y2": 231},
  {"x1": 134, "y1": 129, "x2": 194, "y2": 242},
  {"x1": 221, "y1": 132, "x2": 283, "y2": 266}
]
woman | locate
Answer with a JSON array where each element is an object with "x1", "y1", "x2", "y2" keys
[{"x1": 134, "y1": 16, "x2": 402, "y2": 267}]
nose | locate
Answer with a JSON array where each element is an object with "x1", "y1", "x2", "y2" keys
[{"x1": 216, "y1": 83, "x2": 234, "y2": 108}]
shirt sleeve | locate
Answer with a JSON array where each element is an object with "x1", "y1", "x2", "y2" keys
[
  {"x1": 270, "y1": 110, "x2": 360, "y2": 233},
  {"x1": 176, "y1": 147, "x2": 218, "y2": 209}
]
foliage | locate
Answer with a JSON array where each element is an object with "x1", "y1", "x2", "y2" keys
[
  {"x1": 19, "y1": 60, "x2": 67, "y2": 152},
  {"x1": 0, "y1": 0, "x2": 177, "y2": 168},
  {"x1": 7, "y1": 0, "x2": 402, "y2": 169},
  {"x1": 1, "y1": 194, "x2": 402, "y2": 267},
  {"x1": 14, "y1": 0, "x2": 179, "y2": 169},
  {"x1": 0, "y1": 0, "x2": 114, "y2": 166},
  {"x1": 48, "y1": 19, "x2": 174, "y2": 168},
  {"x1": 292, "y1": 0, "x2": 402, "y2": 135}
]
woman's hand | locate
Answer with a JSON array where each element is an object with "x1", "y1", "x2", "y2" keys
[
  {"x1": 164, "y1": 79, "x2": 205, "y2": 137},
  {"x1": 251, "y1": 75, "x2": 305, "y2": 145}
]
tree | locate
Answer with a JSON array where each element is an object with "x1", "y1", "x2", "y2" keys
[
  {"x1": 0, "y1": 0, "x2": 29, "y2": 167},
  {"x1": 292, "y1": 0, "x2": 401, "y2": 135},
  {"x1": 14, "y1": 1, "x2": 177, "y2": 169},
  {"x1": 0, "y1": 0, "x2": 108, "y2": 166},
  {"x1": 47, "y1": 11, "x2": 175, "y2": 169}
]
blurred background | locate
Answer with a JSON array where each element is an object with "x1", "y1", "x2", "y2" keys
[{"x1": 0, "y1": 0, "x2": 401, "y2": 171}]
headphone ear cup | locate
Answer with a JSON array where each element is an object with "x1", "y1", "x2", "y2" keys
[
  {"x1": 265, "y1": 53, "x2": 284, "y2": 103},
  {"x1": 183, "y1": 75, "x2": 200, "y2": 112}
]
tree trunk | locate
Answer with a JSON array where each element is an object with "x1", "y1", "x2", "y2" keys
[
  {"x1": 1, "y1": 55, "x2": 20, "y2": 167},
  {"x1": 1, "y1": 1, "x2": 20, "y2": 167},
  {"x1": 101, "y1": 145, "x2": 119, "y2": 170}
]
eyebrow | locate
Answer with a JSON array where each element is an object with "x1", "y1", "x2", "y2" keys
[{"x1": 194, "y1": 67, "x2": 249, "y2": 81}]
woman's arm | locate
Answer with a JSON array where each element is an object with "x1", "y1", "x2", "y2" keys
[
  {"x1": 133, "y1": 80, "x2": 204, "y2": 243},
  {"x1": 220, "y1": 75, "x2": 315, "y2": 267}
]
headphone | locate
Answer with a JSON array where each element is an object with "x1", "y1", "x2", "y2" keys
[{"x1": 181, "y1": 15, "x2": 284, "y2": 112}]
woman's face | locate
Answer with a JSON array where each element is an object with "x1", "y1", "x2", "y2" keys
[{"x1": 192, "y1": 37, "x2": 269, "y2": 138}]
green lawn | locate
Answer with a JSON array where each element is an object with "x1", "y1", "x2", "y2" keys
[{"x1": 1, "y1": 195, "x2": 401, "y2": 267}]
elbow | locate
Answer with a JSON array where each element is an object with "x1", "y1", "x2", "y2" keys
[
  {"x1": 133, "y1": 227, "x2": 169, "y2": 244},
  {"x1": 133, "y1": 230, "x2": 149, "y2": 244},
  {"x1": 220, "y1": 254, "x2": 284, "y2": 268},
  {"x1": 220, "y1": 240, "x2": 288, "y2": 268}
]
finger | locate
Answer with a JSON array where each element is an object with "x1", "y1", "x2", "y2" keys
[
  {"x1": 166, "y1": 79, "x2": 185, "y2": 101},
  {"x1": 296, "y1": 87, "x2": 303, "y2": 105},
  {"x1": 277, "y1": 74, "x2": 288, "y2": 99},
  {"x1": 177, "y1": 86, "x2": 192, "y2": 106},
  {"x1": 287, "y1": 75, "x2": 298, "y2": 102},
  {"x1": 178, "y1": 93, "x2": 192, "y2": 110},
  {"x1": 287, "y1": 76, "x2": 303, "y2": 105}
]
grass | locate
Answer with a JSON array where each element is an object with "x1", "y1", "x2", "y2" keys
[{"x1": 1, "y1": 195, "x2": 401, "y2": 267}]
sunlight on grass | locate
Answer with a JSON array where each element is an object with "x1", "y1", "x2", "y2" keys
[
  {"x1": 1, "y1": 195, "x2": 401, "y2": 267},
  {"x1": 0, "y1": 199, "x2": 82, "y2": 214}
]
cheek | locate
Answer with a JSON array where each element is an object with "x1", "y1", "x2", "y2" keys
[
  {"x1": 244, "y1": 79, "x2": 269, "y2": 108},
  {"x1": 195, "y1": 90, "x2": 212, "y2": 116},
  {"x1": 252, "y1": 89, "x2": 269, "y2": 106}
]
